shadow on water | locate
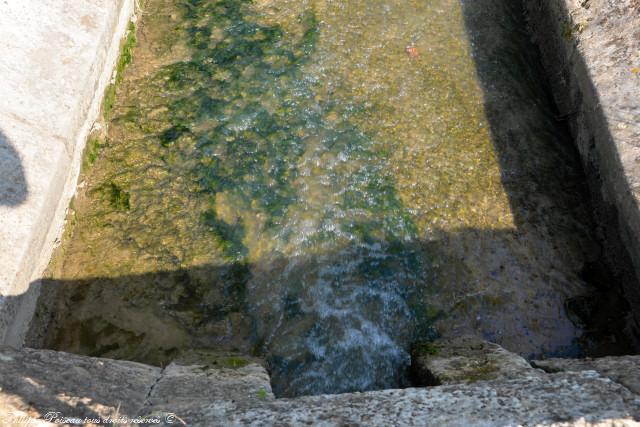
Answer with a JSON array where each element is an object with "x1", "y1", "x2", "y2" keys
[
  {"x1": 17, "y1": 0, "x2": 637, "y2": 402},
  {"x1": 0, "y1": 130, "x2": 27, "y2": 206},
  {"x1": 459, "y1": 0, "x2": 639, "y2": 353},
  {"x1": 20, "y1": 229, "x2": 593, "y2": 396},
  {"x1": 28, "y1": 244, "x2": 427, "y2": 396}
]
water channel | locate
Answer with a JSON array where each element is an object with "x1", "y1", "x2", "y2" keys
[{"x1": 29, "y1": 0, "x2": 628, "y2": 397}]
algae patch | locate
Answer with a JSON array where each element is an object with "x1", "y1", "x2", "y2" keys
[{"x1": 103, "y1": 21, "x2": 137, "y2": 118}]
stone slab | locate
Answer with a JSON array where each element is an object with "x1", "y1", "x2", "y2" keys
[
  {"x1": 0, "y1": 122, "x2": 69, "y2": 347},
  {"x1": 0, "y1": 0, "x2": 128, "y2": 147},
  {"x1": 0, "y1": 348, "x2": 274, "y2": 426},
  {"x1": 0, "y1": 0, "x2": 135, "y2": 346},
  {"x1": 141, "y1": 362, "x2": 275, "y2": 424},
  {"x1": 0, "y1": 347, "x2": 161, "y2": 425},
  {"x1": 209, "y1": 371, "x2": 640, "y2": 426}
]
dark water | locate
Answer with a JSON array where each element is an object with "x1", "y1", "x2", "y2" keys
[{"x1": 33, "y1": 0, "x2": 613, "y2": 397}]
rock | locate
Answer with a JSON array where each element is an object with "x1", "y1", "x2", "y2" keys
[
  {"x1": 533, "y1": 355, "x2": 640, "y2": 395},
  {"x1": 410, "y1": 336, "x2": 542, "y2": 385}
]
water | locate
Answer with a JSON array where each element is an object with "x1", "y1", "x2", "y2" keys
[{"x1": 34, "y1": 0, "x2": 609, "y2": 397}]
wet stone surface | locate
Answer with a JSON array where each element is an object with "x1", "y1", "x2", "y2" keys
[
  {"x1": 30, "y1": 0, "x2": 618, "y2": 396},
  {"x1": 525, "y1": 0, "x2": 640, "y2": 351}
]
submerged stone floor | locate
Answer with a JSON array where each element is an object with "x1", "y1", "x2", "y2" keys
[{"x1": 0, "y1": 345, "x2": 639, "y2": 426}]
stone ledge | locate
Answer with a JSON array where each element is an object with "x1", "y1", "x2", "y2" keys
[
  {"x1": 0, "y1": 347, "x2": 161, "y2": 423},
  {"x1": 1, "y1": 347, "x2": 639, "y2": 426},
  {"x1": 230, "y1": 372, "x2": 640, "y2": 427}
]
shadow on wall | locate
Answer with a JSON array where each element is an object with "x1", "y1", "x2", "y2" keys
[
  {"x1": 0, "y1": 129, "x2": 27, "y2": 206},
  {"x1": 459, "y1": 0, "x2": 640, "y2": 352}
]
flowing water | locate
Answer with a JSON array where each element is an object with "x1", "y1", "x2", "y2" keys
[{"x1": 32, "y1": 0, "x2": 614, "y2": 397}]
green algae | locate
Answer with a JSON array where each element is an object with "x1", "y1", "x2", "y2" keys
[
  {"x1": 412, "y1": 341, "x2": 439, "y2": 357},
  {"x1": 457, "y1": 360, "x2": 499, "y2": 383},
  {"x1": 103, "y1": 21, "x2": 137, "y2": 118},
  {"x1": 82, "y1": 135, "x2": 103, "y2": 171},
  {"x1": 107, "y1": 182, "x2": 130, "y2": 211},
  {"x1": 220, "y1": 356, "x2": 250, "y2": 369}
]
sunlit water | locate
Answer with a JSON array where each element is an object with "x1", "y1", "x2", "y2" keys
[{"x1": 35, "y1": 0, "x2": 603, "y2": 396}]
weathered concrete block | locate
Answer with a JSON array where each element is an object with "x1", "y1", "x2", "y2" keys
[
  {"x1": 0, "y1": 347, "x2": 274, "y2": 426},
  {"x1": 0, "y1": 122, "x2": 70, "y2": 347},
  {"x1": 227, "y1": 371, "x2": 640, "y2": 426},
  {"x1": 141, "y1": 361, "x2": 274, "y2": 425}
]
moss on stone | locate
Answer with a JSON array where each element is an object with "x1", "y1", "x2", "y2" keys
[
  {"x1": 220, "y1": 357, "x2": 250, "y2": 369},
  {"x1": 107, "y1": 182, "x2": 130, "y2": 211},
  {"x1": 457, "y1": 361, "x2": 499, "y2": 383},
  {"x1": 412, "y1": 341, "x2": 439, "y2": 356},
  {"x1": 82, "y1": 135, "x2": 102, "y2": 171}
]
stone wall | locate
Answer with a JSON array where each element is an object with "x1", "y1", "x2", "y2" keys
[
  {"x1": 0, "y1": 0, "x2": 135, "y2": 346},
  {"x1": 524, "y1": 0, "x2": 640, "y2": 347}
]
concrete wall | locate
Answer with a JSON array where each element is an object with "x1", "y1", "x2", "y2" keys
[
  {"x1": 525, "y1": 0, "x2": 640, "y2": 347},
  {"x1": 0, "y1": 0, "x2": 135, "y2": 346}
]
